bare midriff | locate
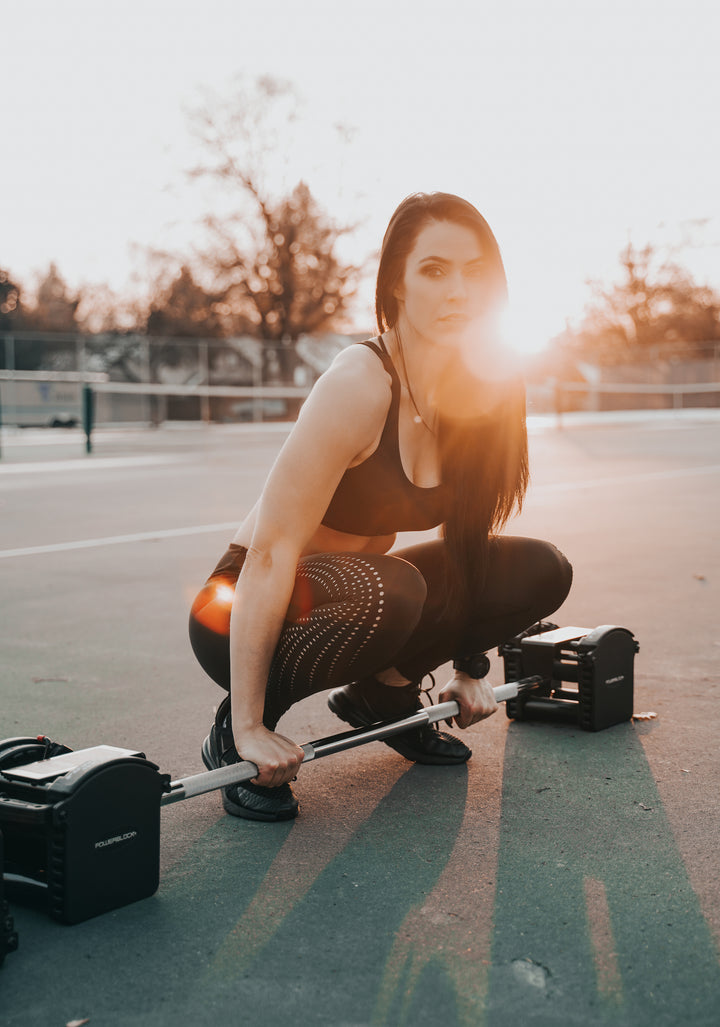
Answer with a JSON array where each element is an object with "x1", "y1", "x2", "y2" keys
[{"x1": 231, "y1": 503, "x2": 396, "y2": 558}]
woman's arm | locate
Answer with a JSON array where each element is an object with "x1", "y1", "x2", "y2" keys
[{"x1": 228, "y1": 347, "x2": 392, "y2": 786}]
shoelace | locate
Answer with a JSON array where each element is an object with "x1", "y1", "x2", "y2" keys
[{"x1": 418, "y1": 673, "x2": 442, "y2": 732}]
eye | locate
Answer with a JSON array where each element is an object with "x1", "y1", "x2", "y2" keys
[
  {"x1": 465, "y1": 264, "x2": 486, "y2": 278},
  {"x1": 421, "y1": 264, "x2": 445, "y2": 278}
]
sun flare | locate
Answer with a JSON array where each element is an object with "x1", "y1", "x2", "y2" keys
[{"x1": 498, "y1": 305, "x2": 552, "y2": 358}]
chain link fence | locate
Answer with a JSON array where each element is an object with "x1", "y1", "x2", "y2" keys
[
  {"x1": 0, "y1": 331, "x2": 362, "y2": 427},
  {"x1": 2, "y1": 330, "x2": 719, "y2": 431}
]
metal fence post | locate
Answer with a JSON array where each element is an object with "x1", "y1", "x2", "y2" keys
[
  {"x1": 554, "y1": 379, "x2": 563, "y2": 430},
  {"x1": 82, "y1": 384, "x2": 95, "y2": 453},
  {"x1": 200, "y1": 340, "x2": 210, "y2": 424},
  {"x1": 5, "y1": 335, "x2": 14, "y2": 437}
]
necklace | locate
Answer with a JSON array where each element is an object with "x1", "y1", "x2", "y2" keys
[{"x1": 393, "y1": 328, "x2": 437, "y2": 434}]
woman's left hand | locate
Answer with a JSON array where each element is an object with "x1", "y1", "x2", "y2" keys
[{"x1": 438, "y1": 672, "x2": 499, "y2": 729}]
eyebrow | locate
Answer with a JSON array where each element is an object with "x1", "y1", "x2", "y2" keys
[{"x1": 418, "y1": 255, "x2": 486, "y2": 266}]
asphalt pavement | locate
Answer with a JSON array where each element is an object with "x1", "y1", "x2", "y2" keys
[{"x1": 1, "y1": 411, "x2": 719, "y2": 1026}]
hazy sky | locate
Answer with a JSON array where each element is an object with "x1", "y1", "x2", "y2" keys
[{"x1": 4, "y1": 0, "x2": 719, "y2": 349}]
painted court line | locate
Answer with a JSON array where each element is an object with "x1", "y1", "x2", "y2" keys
[
  {"x1": 532, "y1": 463, "x2": 720, "y2": 495},
  {"x1": 584, "y1": 877, "x2": 623, "y2": 1003},
  {"x1": 2, "y1": 463, "x2": 718, "y2": 561},
  {"x1": 0, "y1": 523, "x2": 239, "y2": 560},
  {"x1": 0, "y1": 455, "x2": 184, "y2": 474}
]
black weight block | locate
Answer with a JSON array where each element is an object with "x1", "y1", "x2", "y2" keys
[
  {"x1": 1, "y1": 829, "x2": 19, "y2": 966},
  {"x1": 500, "y1": 624, "x2": 638, "y2": 731},
  {"x1": 0, "y1": 747, "x2": 169, "y2": 924}
]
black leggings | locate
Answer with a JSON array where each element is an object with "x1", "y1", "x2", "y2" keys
[{"x1": 188, "y1": 537, "x2": 572, "y2": 729}]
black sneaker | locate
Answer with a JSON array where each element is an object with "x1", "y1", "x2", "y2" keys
[
  {"x1": 201, "y1": 695, "x2": 299, "y2": 821},
  {"x1": 327, "y1": 680, "x2": 472, "y2": 766}
]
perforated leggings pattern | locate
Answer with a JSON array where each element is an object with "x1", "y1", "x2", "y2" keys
[
  {"x1": 189, "y1": 547, "x2": 427, "y2": 728},
  {"x1": 188, "y1": 537, "x2": 573, "y2": 729}
]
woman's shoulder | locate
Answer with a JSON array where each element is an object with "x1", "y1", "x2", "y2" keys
[
  {"x1": 320, "y1": 340, "x2": 393, "y2": 402},
  {"x1": 294, "y1": 340, "x2": 392, "y2": 441},
  {"x1": 332, "y1": 338, "x2": 389, "y2": 371},
  {"x1": 277, "y1": 340, "x2": 390, "y2": 476}
]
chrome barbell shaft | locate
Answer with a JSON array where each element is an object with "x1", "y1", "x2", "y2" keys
[{"x1": 160, "y1": 676, "x2": 542, "y2": 805}]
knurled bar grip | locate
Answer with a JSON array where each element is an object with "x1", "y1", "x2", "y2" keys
[{"x1": 161, "y1": 676, "x2": 542, "y2": 806}]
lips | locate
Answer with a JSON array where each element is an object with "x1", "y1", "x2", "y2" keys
[{"x1": 439, "y1": 313, "x2": 469, "y2": 324}]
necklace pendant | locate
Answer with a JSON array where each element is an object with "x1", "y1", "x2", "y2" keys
[{"x1": 413, "y1": 414, "x2": 422, "y2": 425}]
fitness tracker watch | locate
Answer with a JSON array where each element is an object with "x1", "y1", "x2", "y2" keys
[{"x1": 452, "y1": 653, "x2": 491, "y2": 680}]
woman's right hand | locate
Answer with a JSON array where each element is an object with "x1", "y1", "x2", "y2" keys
[{"x1": 233, "y1": 724, "x2": 305, "y2": 787}]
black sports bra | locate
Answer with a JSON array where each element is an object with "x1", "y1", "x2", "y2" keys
[{"x1": 321, "y1": 338, "x2": 447, "y2": 535}]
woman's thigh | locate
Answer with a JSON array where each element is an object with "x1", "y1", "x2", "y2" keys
[
  {"x1": 188, "y1": 546, "x2": 428, "y2": 693},
  {"x1": 390, "y1": 535, "x2": 573, "y2": 675},
  {"x1": 394, "y1": 535, "x2": 571, "y2": 617}
]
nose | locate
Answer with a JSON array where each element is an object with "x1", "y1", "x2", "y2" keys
[{"x1": 446, "y1": 271, "x2": 467, "y2": 301}]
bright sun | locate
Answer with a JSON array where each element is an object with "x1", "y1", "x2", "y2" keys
[{"x1": 499, "y1": 305, "x2": 553, "y2": 357}]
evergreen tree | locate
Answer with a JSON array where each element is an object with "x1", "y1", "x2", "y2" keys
[{"x1": 26, "y1": 263, "x2": 79, "y2": 331}]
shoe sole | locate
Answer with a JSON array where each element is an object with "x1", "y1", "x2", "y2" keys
[
  {"x1": 200, "y1": 734, "x2": 298, "y2": 822},
  {"x1": 327, "y1": 692, "x2": 471, "y2": 766}
]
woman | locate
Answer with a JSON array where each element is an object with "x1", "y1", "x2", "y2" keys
[{"x1": 189, "y1": 192, "x2": 572, "y2": 822}]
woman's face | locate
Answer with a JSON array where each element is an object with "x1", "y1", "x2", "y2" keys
[{"x1": 394, "y1": 219, "x2": 494, "y2": 346}]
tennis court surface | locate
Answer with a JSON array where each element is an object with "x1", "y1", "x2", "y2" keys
[{"x1": 1, "y1": 411, "x2": 719, "y2": 1026}]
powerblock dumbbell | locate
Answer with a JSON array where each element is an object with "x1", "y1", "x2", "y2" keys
[{"x1": 500, "y1": 623, "x2": 638, "y2": 730}]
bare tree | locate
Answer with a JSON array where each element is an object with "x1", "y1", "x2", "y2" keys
[
  {"x1": 76, "y1": 282, "x2": 147, "y2": 336},
  {"x1": 187, "y1": 77, "x2": 360, "y2": 378},
  {"x1": 567, "y1": 242, "x2": 720, "y2": 364}
]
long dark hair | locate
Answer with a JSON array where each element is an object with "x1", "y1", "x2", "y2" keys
[{"x1": 376, "y1": 192, "x2": 529, "y2": 614}]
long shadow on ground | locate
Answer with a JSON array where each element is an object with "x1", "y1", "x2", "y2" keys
[
  {"x1": 6, "y1": 720, "x2": 716, "y2": 1027},
  {"x1": 486, "y1": 719, "x2": 720, "y2": 1027},
  {"x1": 2, "y1": 763, "x2": 468, "y2": 1026}
]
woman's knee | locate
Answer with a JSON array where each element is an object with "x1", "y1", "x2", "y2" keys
[
  {"x1": 334, "y1": 553, "x2": 428, "y2": 651},
  {"x1": 188, "y1": 581, "x2": 232, "y2": 689},
  {"x1": 375, "y1": 554, "x2": 428, "y2": 629},
  {"x1": 529, "y1": 539, "x2": 573, "y2": 614},
  {"x1": 494, "y1": 536, "x2": 573, "y2": 614},
  {"x1": 331, "y1": 554, "x2": 428, "y2": 652}
]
